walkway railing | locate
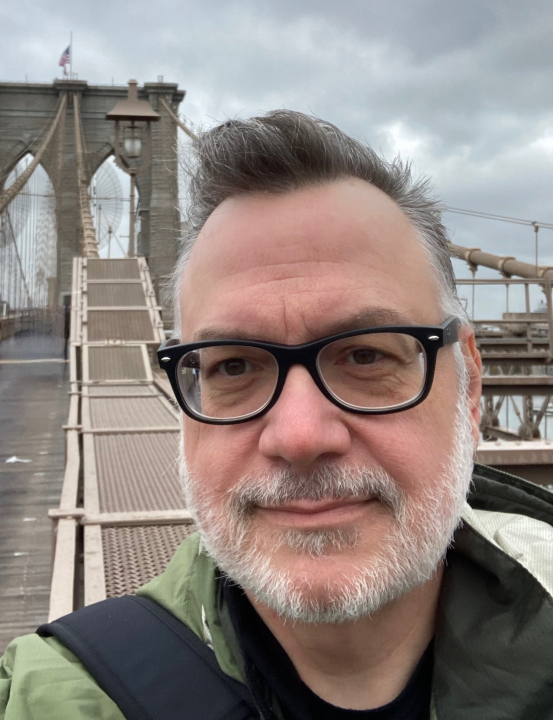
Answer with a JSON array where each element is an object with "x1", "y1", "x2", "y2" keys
[{"x1": 453, "y1": 244, "x2": 553, "y2": 453}]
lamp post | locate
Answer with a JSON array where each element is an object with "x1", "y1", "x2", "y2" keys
[{"x1": 106, "y1": 80, "x2": 160, "y2": 257}]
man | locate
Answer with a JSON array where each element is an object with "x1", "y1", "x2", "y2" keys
[{"x1": 1, "y1": 111, "x2": 552, "y2": 719}]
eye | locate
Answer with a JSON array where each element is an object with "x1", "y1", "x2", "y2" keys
[
  {"x1": 346, "y1": 348, "x2": 382, "y2": 365},
  {"x1": 216, "y1": 358, "x2": 253, "y2": 376}
]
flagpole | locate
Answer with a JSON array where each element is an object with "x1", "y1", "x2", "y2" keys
[{"x1": 70, "y1": 31, "x2": 73, "y2": 79}]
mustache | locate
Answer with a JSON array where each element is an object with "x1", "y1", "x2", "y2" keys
[{"x1": 223, "y1": 463, "x2": 406, "y2": 518}]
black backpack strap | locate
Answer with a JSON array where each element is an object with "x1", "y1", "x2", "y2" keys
[{"x1": 37, "y1": 595, "x2": 257, "y2": 720}]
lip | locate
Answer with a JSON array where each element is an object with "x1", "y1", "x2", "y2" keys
[{"x1": 256, "y1": 498, "x2": 376, "y2": 528}]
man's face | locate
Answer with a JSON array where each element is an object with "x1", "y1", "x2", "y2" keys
[{"x1": 179, "y1": 179, "x2": 481, "y2": 621}]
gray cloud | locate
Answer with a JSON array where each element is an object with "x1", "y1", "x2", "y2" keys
[{"x1": 1, "y1": 0, "x2": 551, "y2": 270}]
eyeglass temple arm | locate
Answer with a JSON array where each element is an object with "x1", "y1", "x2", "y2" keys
[
  {"x1": 159, "y1": 337, "x2": 181, "y2": 350},
  {"x1": 440, "y1": 316, "x2": 459, "y2": 346}
]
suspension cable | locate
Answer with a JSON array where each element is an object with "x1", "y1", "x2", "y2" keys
[
  {"x1": 159, "y1": 97, "x2": 198, "y2": 140},
  {"x1": 443, "y1": 206, "x2": 553, "y2": 230},
  {"x1": 449, "y1": 242, "x2": 553, "y2": 279},
  {"x1": 73, "y1": 93, "x2": 99, "y2": 258},
  {"x1": 4, "y1": 207, "x2": 32, "y2": 306},
  {"x1": 0, "y1": 94, "x2": 68, "y2": 215}
]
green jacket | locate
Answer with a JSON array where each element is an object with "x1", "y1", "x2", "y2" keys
[{"x1": 1, "y1": 465, "x2": 552, "y2": 719}]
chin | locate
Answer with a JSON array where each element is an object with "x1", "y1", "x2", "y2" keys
[
  {"x1": 237, "y1": 552, "x2": 422, "y2": 624},
  {"x1": 203, "y1": 524, "x2": 437, "y2": 624}
]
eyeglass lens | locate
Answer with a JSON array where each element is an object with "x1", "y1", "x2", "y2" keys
[{"x1": 177, "y1": 333, "x2": 426, "y2": 420}]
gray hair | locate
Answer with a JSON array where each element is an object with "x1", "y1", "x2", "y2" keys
[{"x1": 173, "y1": 110, "x2": 466, "y2": 331}]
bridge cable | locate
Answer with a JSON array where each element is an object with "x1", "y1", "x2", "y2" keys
[
  {"x1": 3, "y1": 208, "x2": 32, "y2": 306},
  {"x1": 448, "y1": 242, "x2": 553, "y2": 280},
  {"x1": 0, "y1": 94, "x2": 68, "y2": 215},
  {"x1": 444, "y1": 206, "x2": 553, "y2": 231},
  {"x1": 159, "y1": 97, "x2": 198, "y2": 141},
  {"x1": 73, "y1": 93, "x2": 99, "y2": 259}
]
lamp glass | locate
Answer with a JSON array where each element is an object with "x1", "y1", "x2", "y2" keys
[{"x1": 124, "y1": 135, "x2": 142, "y2": 158}]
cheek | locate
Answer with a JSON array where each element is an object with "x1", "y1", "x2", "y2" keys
[
  {"x1": 350, "y1": 393, "x2": 458, "y2": 496},
  {"x1": 183, "y1": 417, "x2": 262, "y2": 495}
]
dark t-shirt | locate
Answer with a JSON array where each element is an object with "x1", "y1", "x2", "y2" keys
[{"x1": 222, "y1": 580, "x2": 433, "y2": 720}]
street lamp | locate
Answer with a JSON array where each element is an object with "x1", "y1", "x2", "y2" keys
[{"x1": 106, "y1": 79, "x2": 160, "y2": 257}]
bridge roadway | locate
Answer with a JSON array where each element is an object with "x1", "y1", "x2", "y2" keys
[{"x1": 0, "y1": 333, "x2": 68, "y2": 653}]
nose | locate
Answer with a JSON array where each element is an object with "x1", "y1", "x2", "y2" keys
[{"x1": 258, "y1": 365, "x2": 352, "y2": 468}]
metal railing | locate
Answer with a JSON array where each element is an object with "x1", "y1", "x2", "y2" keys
[{"x1": 455, "y1": 278, "x2": 553, "y2": 364}]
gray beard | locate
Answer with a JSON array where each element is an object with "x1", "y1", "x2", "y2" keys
[{"x1": 179, "y1": 391, "x2": 475, "y2": 624}]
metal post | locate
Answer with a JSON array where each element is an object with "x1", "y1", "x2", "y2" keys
[
  {"x1": 524, "y1": 282, "x2": 530, "y2": 313},
  {"x1": 129, "y1": 173, "x2": 136, "y2": 258},
  {"x1": 533, "y1": 222, "x2": 539, "y2": 274},
  {"x1": 471, "y1": 267, "x2": 476, "y2": 320},
  {"x1": 523, "y1": 396, "x2": 536, "y2": 439},
  {"x1": 98, "y1": 204, "x2": 102, "y2": 250},
  {"x1": 524, "y1": 282, "x2": 532, "y2": 354},
  {"x1": 545, "y1": 280, "x2": 553, "y2": 362},
  {"x1": 482, "y1": 397, "x2": 495, "y2": 440}
]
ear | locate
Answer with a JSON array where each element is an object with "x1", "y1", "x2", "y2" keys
[{"x1": 458, "y1": 324, "x2": 482, "y2": 445}]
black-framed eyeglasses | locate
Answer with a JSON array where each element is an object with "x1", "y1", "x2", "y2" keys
[{"x1": 157, "y1": 317, "x2": 459, "y2": 425}]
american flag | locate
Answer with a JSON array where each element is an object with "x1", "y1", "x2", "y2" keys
[{"x1": 59, "y1": 46, "x2": 70, "y2": 75}]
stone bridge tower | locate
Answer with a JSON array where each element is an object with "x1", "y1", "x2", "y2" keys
[{"x1": 0, "y1": 79, "x2": 185, "y2": 307}]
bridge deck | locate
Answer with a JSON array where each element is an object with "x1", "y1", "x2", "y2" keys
[
  {"x1": 0, "y1": 334, "x2": 68, "y2": 653},
  {"x1": 48, "y1": 257, "x2": 194, "y2": 620}
]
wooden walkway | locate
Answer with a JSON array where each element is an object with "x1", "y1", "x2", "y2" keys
[{"x1": 0, "y1": 334, "x2": 68, "y2": 653}]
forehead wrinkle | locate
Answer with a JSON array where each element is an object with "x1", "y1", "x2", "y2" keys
[
  {"x1": 190, "y1": 258, "x2": 360, "y2": 290},
  {"x1": 182, "y1": 259, "x2": 358, "y2": 337},
  {"x1": 184, "y1": 258, "x2": 378, "y2": 320},
  {"x1": 192, "y1": 308, "x2": 417, "y2": 343}
]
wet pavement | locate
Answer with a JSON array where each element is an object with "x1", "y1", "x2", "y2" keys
[{"x1": 0, "y1": 333, "x2": 69, "y2": 653}]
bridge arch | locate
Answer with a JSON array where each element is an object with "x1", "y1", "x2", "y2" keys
[
  {"x1": 0, "y1": 153, "x2": 57, "y2": 309},
  {"x1": 89, "y1": 154, "x2": 132, "y2": 258},
  {"x1": 0, "y1": 80, "x2": 184, "y2": 307}
]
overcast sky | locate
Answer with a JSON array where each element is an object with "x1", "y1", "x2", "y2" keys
[{"x1": 1, "y1": 0, "x2": 551, "y2": 314}]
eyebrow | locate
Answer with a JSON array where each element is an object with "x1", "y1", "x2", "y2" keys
[
  {"x1": 318, "y1": 309, "x2": 413, "y2": 337},
  {"x1": 192, "y1": 308, "x2": 414, "y2": 343}
]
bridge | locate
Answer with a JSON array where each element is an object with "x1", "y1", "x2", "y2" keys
[
  {"x1": 0, "y1": 79, "x2": 551, "y2": 652},
  {"x1": 0, "y1": 78, "x2": 183, "y2": 312}
]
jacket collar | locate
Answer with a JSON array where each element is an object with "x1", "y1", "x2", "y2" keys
[{"x1": 433, "y1": 465, "x2": 553, "y2": 718}]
